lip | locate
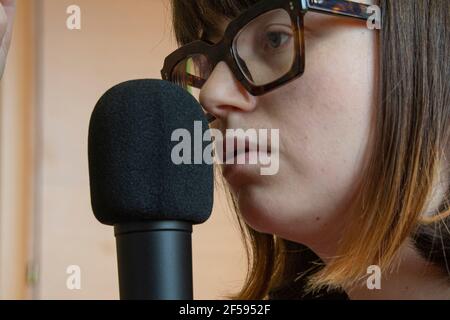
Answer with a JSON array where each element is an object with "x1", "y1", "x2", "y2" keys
[{"x1": 221, "y1": 136, "x2": 271, "y2": 164}]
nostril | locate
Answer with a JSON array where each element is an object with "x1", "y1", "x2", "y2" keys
[
  {"x1": 220, "y1": 105, "x2": 245, "y2": 113},
  {"x1": 206, "y1": 105, "x2": 237, "y2": 120}
]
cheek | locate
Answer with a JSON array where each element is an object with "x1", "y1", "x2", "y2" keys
[
  {"x1": 237, "y1": 99, "x2": 373, "y2": 242},
  {"x1": 272, "y1": 28, "x2": 374, "y2": 195},
  {"x1": 263, "y1": 70, "x2": 373, "y2": 199},
  {"x1": 236, "y1": 30, "x2": 376, "y2": 241}
]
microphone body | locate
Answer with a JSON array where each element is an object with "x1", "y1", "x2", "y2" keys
[
  {"x1": 88, "y1": 79, "x2": 213, "y2": 300},
  {"x1": 115, "y1": 221, "x2": 193, "y2": 300}
]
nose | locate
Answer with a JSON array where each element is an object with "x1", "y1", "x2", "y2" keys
[{"x1": 199, "y1": 62, "x2": 257, "y2": 121}]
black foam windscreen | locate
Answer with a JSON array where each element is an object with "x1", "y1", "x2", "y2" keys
[{"x1": 88, "y1": 79, "x2": 213, "y2": 226}]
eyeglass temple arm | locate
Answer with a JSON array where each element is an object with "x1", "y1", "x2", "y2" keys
[
  {"x1": 182, "y1": 72, "x2": 218, "y2": 123},
  {"x1": 303, "y1": 0, "x2": 373, "y2": 21},
  {"x1": 184, "y1": 73, "x2": 206, "y2": 89}
]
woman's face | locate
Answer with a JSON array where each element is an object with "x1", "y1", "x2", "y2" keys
[{"x1": 200, "y1": 7, "x2": 377, "y2": 257}]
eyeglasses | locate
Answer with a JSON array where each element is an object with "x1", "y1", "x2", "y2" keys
[{"x1": 161, "y1": 0, "x2": 373, "y2": 123}]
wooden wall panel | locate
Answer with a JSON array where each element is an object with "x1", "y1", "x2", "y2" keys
[
  {"x1": 35, "y1": 0, "x2": 245, "y2": 300},
  {"x1": 0, "y1": 0, "x2": 36, "y2": 300}
]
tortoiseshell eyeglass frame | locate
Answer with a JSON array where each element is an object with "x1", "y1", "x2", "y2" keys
[{"x1": 161, "y1": 0, "x2": 374, "y2": 123}]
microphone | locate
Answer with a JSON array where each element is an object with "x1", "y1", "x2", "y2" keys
[{"x1": 88, "y1": 79, "x2": 214, "y2": 300}]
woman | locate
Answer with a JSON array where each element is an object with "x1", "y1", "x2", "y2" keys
[
  {"x1": 0, "y1": 0, "x2": 15, "y2": 78},
  {"x1": 162, "y1": 0, "x2": 450, "y2": 299}
]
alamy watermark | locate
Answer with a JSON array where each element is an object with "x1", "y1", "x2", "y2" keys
[
  {"x1": 66, "y1": 265, "x2": 82, "y2": 290},
  {"x1": 66, "y1": 5, "x2": 81, "y2": 30},
  {"x1": 366, "y1": 265, "x2": 381, "y2": 290},
  {"x1": 171, "y1": 121, "x2": 280, "y2": 176},
  {"x1": 367, "y1": 5, "x2": 382, "y2": 30},
  {"x1": 65, "y1": 3, "x2": 381, "y2": 31}
]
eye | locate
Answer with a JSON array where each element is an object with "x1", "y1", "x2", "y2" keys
[
  {"x1": 265, "y1": 31, "x2": 290, "y2": 49},
  {"x1": 260, "y1": 25, "x2": 293, "y2": 53}
]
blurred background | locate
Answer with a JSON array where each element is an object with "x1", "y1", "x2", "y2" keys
[{"x1": 0, "y1": 0, "x2": 245, "y2": 299}]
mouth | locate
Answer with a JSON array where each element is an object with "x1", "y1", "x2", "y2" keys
[{"x1": 221, "y1": 136, "x2": 272, "y2": 164}]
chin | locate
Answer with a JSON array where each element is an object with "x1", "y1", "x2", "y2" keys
[
  {"x1": 233, "y1": 184, "x2": 330, "y2": 247},
  {"x1": 234, "y1": 184, "x2": 285, "y2": 235}
]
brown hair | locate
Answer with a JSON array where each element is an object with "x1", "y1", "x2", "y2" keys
[{"x1": 169, "y1": 0, "x2": 450, "y2": 299}]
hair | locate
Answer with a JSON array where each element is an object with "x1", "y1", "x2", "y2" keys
[{"x1": 169, "y1": 0, "x2": 450, "y2": 299}]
